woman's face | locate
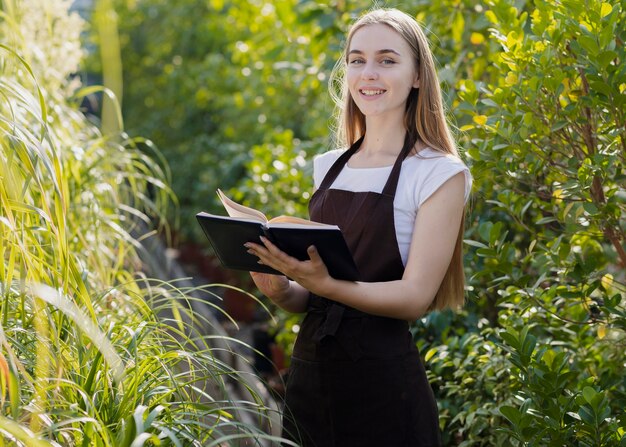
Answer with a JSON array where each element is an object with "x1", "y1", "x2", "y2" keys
[{"x1": 346, "y1": 23, "x2": 419, "y2": 120}]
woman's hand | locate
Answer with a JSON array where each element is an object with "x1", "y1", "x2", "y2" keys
[
  {"x1": 245, "y1": 237, "x2": 333, "y2": 297},
  {"x1": 247, "y1": 239, "x2": 319, "y2": 313},
  {"x1": 249, "y1": 271, "x2": 290, "y2": 301}
]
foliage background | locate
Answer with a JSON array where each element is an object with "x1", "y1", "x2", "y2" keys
[{"x1": 84, "y1": 0, "x2": 625, "y2": 445}]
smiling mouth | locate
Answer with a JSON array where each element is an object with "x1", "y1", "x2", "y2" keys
[{"x1": 360, "y1": 89, "x2": 386, "y2": 96}]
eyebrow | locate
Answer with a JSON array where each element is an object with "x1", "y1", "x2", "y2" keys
[{"x1": 348, "y1": 49, "x2": 402, "y2": 56}]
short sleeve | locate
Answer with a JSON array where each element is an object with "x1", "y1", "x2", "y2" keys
[
  {"x1": 417, "y1": 155, "x2": 472, "y2": 207},
  {"x1": 313, "y1": 150, "x2": 344, "y2": 189}
]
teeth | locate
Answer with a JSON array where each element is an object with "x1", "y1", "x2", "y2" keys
[{"x1": 361, "y1": 89, "x2": 385, "y2": 96}]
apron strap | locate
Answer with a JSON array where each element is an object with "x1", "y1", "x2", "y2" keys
[
  {"x1": 381, "y1": 133, "x2": 414, "y2": 197},
  {"x1": 317, "y1": 134, "x2": 414, "y2": 196},
  {"x1": 317, "y1": 136, "x2": 364, "y2": 191}
]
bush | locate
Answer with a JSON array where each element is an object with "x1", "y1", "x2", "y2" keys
[{"x1": 458, "y1": 0, "x2": 626, "y2": 444}]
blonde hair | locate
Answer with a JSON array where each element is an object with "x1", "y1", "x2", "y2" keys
[{"x1": 329, "y1": 8, "x2": 466, "y2": 311}]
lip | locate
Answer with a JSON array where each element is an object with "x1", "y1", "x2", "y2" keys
[{"x1": 358, "y1": 87, "x2": 387, "y2": 99}]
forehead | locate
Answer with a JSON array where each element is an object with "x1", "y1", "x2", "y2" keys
[{"x1": 348, "y1": 23, "x2": 410, "y2": 54}]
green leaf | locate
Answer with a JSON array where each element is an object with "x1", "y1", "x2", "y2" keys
[
  {"x1": 424, "y1": 348, "x2": 438, "y2": 362},
  {"x1": 0, "y1": 416, "x2": 53, "y2": 447},
  {"x1": 583, "y1": 386, "x2": 597, "y2": 404},
  {"x1": 500, "y1": 405, "x2": 522, "y2": 425},
  {"x1": 500, "y1": 329, "x2": 520, "y2": 350},
  {"x1": 464, "y1": 239, "x2": 490, "y2": 249},
  {"x1": 451, "y1": 11, "x2": 465, "y2": 44},
  {"x1": 600, "y1": 2, "x2": 613, "y2": 17},
  {"x1": 583, "y1": 202, "x2": 598, "y2": 215},
  {"x1": 536, "y1": 216, "x2": 558, "y2": 224},
  {"x1": 520, "y1": 329, "x2": 537, "y2": 359},
  {"x1": 589, "y1": 80, "x2": 613, "y2": 97},
  {"x1": 551, "y1": 121, "x2": 568, "y2": 132},
  {"x1": 578, "y1": 405, "x2": 595, "y2": 425},
  {"x1": 596, "y1": 50, "x2": 618, "y2": 69},
  {"x1": 577, "y1": 33, "x2": 599, "y2": 55},
  {"x1": 478, "y1": 221, "x2": 494, "y2": 242}
]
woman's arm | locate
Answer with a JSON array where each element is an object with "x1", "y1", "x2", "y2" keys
[{"x1": 247, "y1": 172, "x2": 466, "y2": 320}]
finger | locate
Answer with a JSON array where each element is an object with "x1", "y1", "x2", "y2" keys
[
  {"x1": 259, "y1": 236, "x2": 281, "y2": 252},
  {"x1": 250, "y1": 245, "x2": 283, "y2": 270},
  {"x1": 259, "y1": 236, "x2": 299, "y2": 264},
  {"x1": 245, "y1": 242, "x2": 271, "y2": 259},
  {"x1": 244, "y1": 242, "x2": 264, "y2": 252},
  {"x1": 307, "y1": 245, "x2": 323, "y2": 264}
]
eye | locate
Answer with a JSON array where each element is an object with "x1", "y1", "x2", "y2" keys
[
  {"x1": 349, "y1": 58, "x2": 365, "y2": 65},
  {"x1": 381, "y1": 58, "x2": 396, "y2": 65}
]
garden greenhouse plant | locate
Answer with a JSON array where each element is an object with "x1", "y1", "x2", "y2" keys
[
  {"x1": 457, "y1": 0, "x2": 626, "y2": 444},
  {"x1": 0, "y1": 0, "x2": 287, "y2": 445},
  {"x1": 93, "y1": 0, "x2": 625, "y2": 445}
]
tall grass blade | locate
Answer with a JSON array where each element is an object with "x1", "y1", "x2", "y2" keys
[
  {"x1": 0, "y1": 416, "x2": 54, "y2": 447},
  {"x1": 29, "y1": 284, "x2": 125, "y2": 381}
]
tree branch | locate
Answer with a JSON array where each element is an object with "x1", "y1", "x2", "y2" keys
[{"x1": 577, "y1": 66, "x2": 626, "y2": 268}]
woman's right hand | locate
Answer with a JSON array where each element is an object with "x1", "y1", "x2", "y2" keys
[
  {"x1": 249, "y1": 272, "x2": 290, "y2": 302},
  {"x1": 249, "y1": 271, "x2": 310, "y2": 313}
]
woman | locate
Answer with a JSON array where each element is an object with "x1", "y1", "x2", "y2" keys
[{"x1": 245, "y1": 8, "x2": 472, "y2": 447}]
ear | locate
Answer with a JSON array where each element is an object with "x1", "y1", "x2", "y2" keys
[{"x1": 413, "y1": 76, "x2": 420, "y2": 89}]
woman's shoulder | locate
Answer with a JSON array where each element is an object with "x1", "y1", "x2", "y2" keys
[
  {"x1": 403, "y1": 147, "x2": 472, "y2": 205},
  {"x1": 313, "y1": 148, "x2": 345, "y2": 174},
  {"x1": 312, "y1": 148, "x2": 345, "y2": 188},
  {"x1": 313, "y1": 148, "x2": 345, "y2": 165},
  {"x1": 406, "y1": 147, "x2": 469, "y2": 169}
]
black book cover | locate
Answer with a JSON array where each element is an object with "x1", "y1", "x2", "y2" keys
[{"x1": 196, "y1": 212, "x2": 360, "y2": 281}]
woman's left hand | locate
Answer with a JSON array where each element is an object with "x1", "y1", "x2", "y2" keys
[{"x1": 245, "y1": 236, "x2": 333, "y2": 296}]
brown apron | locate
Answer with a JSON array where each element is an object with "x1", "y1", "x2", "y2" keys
[{"x1": 281, "y1": 136, "x2": 441, "y2": 446}]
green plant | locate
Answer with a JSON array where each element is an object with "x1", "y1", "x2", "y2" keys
[
  {"x1": 422, "y1": 322, "x2": 514, "y2": 446},
  {"x1": 459, "y1": 0, "x2": 626, "y2": 444},
  {"x1": 0, "y1": 1, "x2": 290, "y2": 445},
  {"x1": 498, "y1": 325, "x2": 624, "y2": 446}
]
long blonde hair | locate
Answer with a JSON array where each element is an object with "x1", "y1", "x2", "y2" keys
[{"x1": 329, "y1": 8, "x2": 467, "y2": 311}]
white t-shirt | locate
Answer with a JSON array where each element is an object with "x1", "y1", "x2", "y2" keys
[{"x1": 313, "y1": 147, "x2": 472, "y2": 266}]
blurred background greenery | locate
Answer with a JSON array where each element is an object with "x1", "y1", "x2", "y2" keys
[{"x1": 1, "y1": 0, "x2": 625, "y2": 445}]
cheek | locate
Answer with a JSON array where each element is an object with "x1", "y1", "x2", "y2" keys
[
  {"x1": 392, "y1": 72, "x2": 416, "y2": 95},
  {"x1": 346, "y1": 70, "x2": 359, "y2": 86},
  {"x1": 346, "y1": 73, "x2": 361, "y2": 96}
]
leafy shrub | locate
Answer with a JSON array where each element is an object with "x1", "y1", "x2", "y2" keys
[{"x1": 459, "y1": 0, "x2": 626, "y2": 444}]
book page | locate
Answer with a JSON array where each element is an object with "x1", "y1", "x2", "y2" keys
[
  {"x1": 217, "y1": 189, "x2": 330, "y2": 227},
  {"x1": 217, "y1": 189, "x2": 268, "y2": 223},
  {"x1": 269, "y1": 215, "x2": 327, "y2": 226}
]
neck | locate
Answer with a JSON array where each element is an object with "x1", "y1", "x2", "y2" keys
[{"x1": 360, "y1": 115, "x2": 407, "y2": 155}]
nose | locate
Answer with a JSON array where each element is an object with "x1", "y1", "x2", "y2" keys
[{"x1": 361, "y1": 62, "x2": 378, "y2": 80}]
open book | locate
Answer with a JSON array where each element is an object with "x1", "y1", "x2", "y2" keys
[{"x1": 195, "y1": 190, "x2": 359, "y2": 280}]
